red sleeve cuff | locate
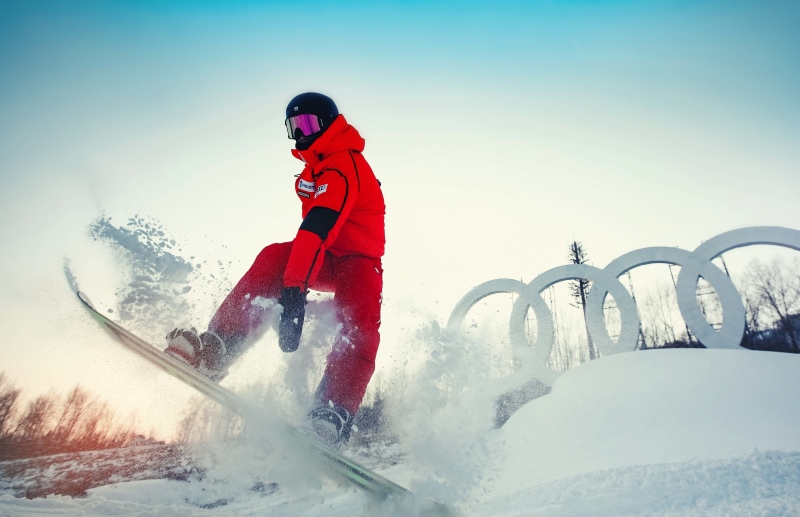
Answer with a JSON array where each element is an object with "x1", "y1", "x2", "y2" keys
[{"x1": 283, "y1": 229, "x2": 325, "y2": 289}]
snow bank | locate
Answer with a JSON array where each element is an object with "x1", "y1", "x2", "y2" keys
[{"x1": 483, "y1": 349, "x2": 800, "y2": 499}]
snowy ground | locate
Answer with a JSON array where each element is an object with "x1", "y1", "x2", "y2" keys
[
  {"x1": 0, "y1": 444, "x2": 195, "y2": 499},
  {"x1": 2, "y1": 348, "x2": 799, "y2": 516}
]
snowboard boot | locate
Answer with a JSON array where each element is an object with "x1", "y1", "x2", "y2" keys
[
  {"x1": 164, "y1": 328, "x2": 202, "y2": 367},
  {"x1": 165, "y1": 328, "x2": 228, "y2": 381},
  {"x1": 306, "y1": 403, "x2": 354, "y2": 449}
]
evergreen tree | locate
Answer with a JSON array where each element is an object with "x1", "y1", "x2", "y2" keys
[{"x1": 567, "y1": 241, "x2": 597, "y2": 360}]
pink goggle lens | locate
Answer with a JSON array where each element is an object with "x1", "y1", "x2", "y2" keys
[{"x1": 285, "y1": 114, "x2": 323, "y2": 139}]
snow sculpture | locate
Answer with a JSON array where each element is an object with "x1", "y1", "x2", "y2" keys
[{"x1": 447, "y1": 227, "x2": 800, "y2": 385}]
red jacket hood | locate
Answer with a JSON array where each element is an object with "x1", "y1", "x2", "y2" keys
[{"x1": 291, "y1": 115, "x2": 365, "y2": 168}]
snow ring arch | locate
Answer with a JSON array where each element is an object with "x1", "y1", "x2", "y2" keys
[{"x1": 446, "y1": 226, "x2": 800, "y2": 384}]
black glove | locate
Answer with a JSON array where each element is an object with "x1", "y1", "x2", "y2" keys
[{"x1": 278, "y1": 287, "x2": 307, "y2": 352}]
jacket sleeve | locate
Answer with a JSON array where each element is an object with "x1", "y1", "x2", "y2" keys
[{"x1": 283, "y1": 167, "x2": 357, "y2": 289}]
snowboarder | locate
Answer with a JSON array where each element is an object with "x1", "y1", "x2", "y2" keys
[{"x1": 165, "y1": 92, "x2": 385, "y2": 448}]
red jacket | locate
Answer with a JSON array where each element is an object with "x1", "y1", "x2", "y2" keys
[{"x1": 283, "y1": 115, "x2": 385, "y2": 289}]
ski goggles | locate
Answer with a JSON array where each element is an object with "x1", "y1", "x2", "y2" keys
[{"x1": 285, "y1": 114, "x2": 323, "y2": 139}]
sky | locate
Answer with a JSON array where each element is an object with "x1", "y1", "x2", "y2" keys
[{"x1": 0, "y1": 0, "x2": 799, "y2": 437}]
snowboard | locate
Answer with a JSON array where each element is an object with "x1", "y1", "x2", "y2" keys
[{"x1": 64, "y1": 265, "x2": 445, "y2": 512}]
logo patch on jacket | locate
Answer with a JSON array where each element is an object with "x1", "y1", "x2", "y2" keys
[
  {"x1": 316, "y1": 184, "x2": 328, "y2": 197},
  {"x1": 298, "y1": 179, "x2": 316, "y2": 193}
]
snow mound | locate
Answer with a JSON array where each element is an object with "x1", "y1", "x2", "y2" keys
[{"x1": 482, "y1": 349, "x2": 800, "y2": 505}]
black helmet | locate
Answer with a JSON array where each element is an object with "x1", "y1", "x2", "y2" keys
[
  {"x1": 285, "y1": 92, "x2": 339, "y2": 142},
  {"x1": 286, "y1": 92, "x2": 338, "y2": 122}
]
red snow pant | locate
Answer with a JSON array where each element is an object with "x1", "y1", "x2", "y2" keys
[{"x1": 208, "y1": 242, "x2": 383, "y2": 414}]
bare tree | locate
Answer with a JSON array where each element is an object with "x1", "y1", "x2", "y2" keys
[
  {"x1": 0, "y1": 372, "x2": 152, "y2": 459},
  {"x1": 0, "y1": 373, "x2": 20, "y2": 439},
  {"x1": 14, "y1": 393, "x2": 56, "y2": 441},
  {"x1": 638, "y1": 282, "x2": 699, "y2": 348},
  {"x1": 640, "y1": 284, "x2": 673, "y2": 347},
  {"x1": 547, "y1": 311, "x2": 590, "y2": 371},
  {"x1": 51, "y1": 386, "x2": 89, "y2": 442},
  {"x1": 0, "y1": 378, "x2": 216, "y2": 456},
  {"x1": 742, "y1": 287, "x2": 767, "y2": 348},
  {"x1": 0, "y1": 374, "x2": 21, "y2": 460},
  {"x1": 741, "y1": 256, "x2": 800, "y2": 353},
  {"x1": 75, "y1": 400, "x2": 115, "y2": 449}
]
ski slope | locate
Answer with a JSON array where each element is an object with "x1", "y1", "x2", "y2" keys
[{"x1": 2, "y1": 347, "x2": 799, "y2": 516}]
